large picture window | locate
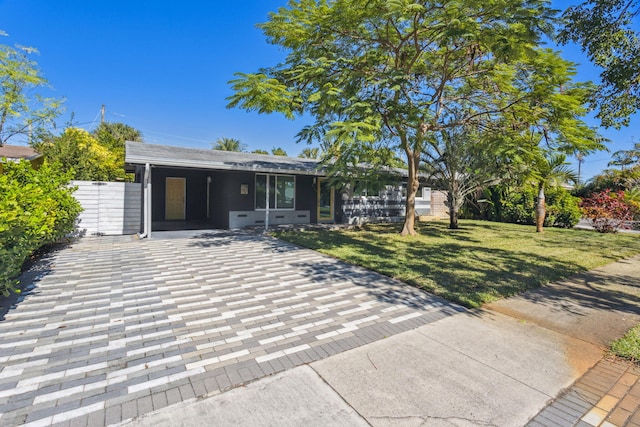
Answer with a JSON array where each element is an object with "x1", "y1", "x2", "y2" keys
[{"x1": 256, "y1": 174, "x2": 295, "y2": 210}]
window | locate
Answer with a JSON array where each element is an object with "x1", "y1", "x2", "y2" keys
[{"x1": 256, "y1": 174, "x2": 295, "y2": 210}]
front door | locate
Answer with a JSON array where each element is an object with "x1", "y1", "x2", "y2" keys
[
  {"x1": 165, "y1": 177, "x2": 186, "y2": 220},
  {"x1": 317, "y1": 178, "x2": 334, "y2": 222}
]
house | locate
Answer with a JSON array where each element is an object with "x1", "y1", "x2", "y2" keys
[
  {"x1": 122, "y1": 142, "x2": 447, "y2": 237},
  {"x1": 0, "y1": 145, "x2": 43, "y2": 172},
  {"x1": 125, "y1": 142, "x2": 344, "y2": 236}
]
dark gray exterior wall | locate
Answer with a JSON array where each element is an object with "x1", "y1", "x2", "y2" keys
[
  {"x1": 150, "y1": 167, "x2": 333, "y2": 229},
  {"x1": 151, "y1": 168, "x2": 209, "y2": 223},
  {"x1": 210, "y1": 170, "x2": 255, "y2": 229},
  {"x1": 296, "y1": 175, "x2": 317, "y2": 223}
]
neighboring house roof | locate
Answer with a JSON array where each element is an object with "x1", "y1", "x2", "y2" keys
[
  {"x1": 125, "y1": 142, "x2": 328, "y2": 176},
  {"x1": 0, "y1": 145, "x2": 42, "y2": 161}
]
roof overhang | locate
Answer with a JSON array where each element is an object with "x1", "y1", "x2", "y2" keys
[{"x1": 125, "y1": 142, "x2": 327, "y2": 176}]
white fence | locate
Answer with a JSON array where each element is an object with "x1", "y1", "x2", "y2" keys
[{"x1": 71, "y1": 181, "x2": 142, "y2": 236}]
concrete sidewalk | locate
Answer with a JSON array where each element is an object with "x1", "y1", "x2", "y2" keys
[{"x1": 129, "y1": 255, "x2": 640, "y2": 427}]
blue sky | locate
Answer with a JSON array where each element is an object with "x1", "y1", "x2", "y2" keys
[{"x1": 0, "y1": 0, "x2": 637, "y2": 180}]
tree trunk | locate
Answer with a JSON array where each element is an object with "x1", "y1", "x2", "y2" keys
[
  {"x1": 535, "y1": 184, "x2": 546, "y2": 233},
  {"x1": 447, "y1": 191, "x2": 459, "y2": 229},
  {"x1": 449, "y1": 206, "x2": 459, "y2": 229},
  {"x1": 400, "y1": 150, "x2": 420, "y2": 236}
]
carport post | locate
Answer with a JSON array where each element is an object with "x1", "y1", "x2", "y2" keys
[
  {"x1": 139, "y1": 163, "x2": 151, "y2": 239},
  {"x1": 265, "y1": 175, "x2": 270, "y2": 232},
  {"x1": 147, "y1": 164, "x2": 152, "y2": 239}
]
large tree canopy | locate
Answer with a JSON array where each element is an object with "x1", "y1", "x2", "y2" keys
[
  {"x1": 559, "y1": 0, "x2": 640, "y2": 128},
  {"x1": 0, "y1": 37, "x2": 62, "y2": 146},
  {"x1": 228, "y1": 0, "x2": 591, "y2": 235}
]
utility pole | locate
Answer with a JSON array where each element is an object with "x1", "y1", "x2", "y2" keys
[
  {"x1": 101, "y1": 105, "x2": 105, "y2": 123},
  {"x1": 576, "y1": 153, "x2": 584, "y2": 184}
]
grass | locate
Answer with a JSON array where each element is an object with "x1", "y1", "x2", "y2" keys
[
  {"x1": 611, "y1": 325, "x2": 640, "y2": 363},
  {"x1": 273, "y1": 220, "x2": 640, "y2": 308}
]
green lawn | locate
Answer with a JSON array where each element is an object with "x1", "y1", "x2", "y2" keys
[
  {"x1": 273, "y1": 220, "x2": 640, "y2": 308},
  {"x1": 611, "y1": 325, "x2": 640, "y2": 363}
]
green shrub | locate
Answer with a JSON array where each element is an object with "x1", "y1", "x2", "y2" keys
[
  {"x1": 501, "y1": 187, "x2": 536, "y2": 225},
  {"x1": 0, "y1": 160, "x2": 82, "y2": 296},
  {"x1": 486, "y1": 185, "x2": 581, "y2": 228},
  {"x1": 545, "y1": 189, "x2": 582, "y2": 228}
]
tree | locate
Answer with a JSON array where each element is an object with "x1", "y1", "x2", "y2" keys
[
  {"x1": 271, "y1": 147, "x2": 288, "y2": 156},
  {"x1": 229, "y1": 0, "x2": 572, "y2": 236},
  {"x1": 92, "y1": 122, "x2": 143, "y2": 181},
  {"x1": 532, "y1": 152, "x2": 578, "y2": 232},
  {"x1": 252, "y1": 149, "x2": 269, "y2": 155},
  {"x1": 212, "y1": 137, "x2": 246, "y2": 152},
  {"x1": 608, "y1": 141, "x2": 640, "y2": 170},
  {"x1": 559, "y1": 0, "x2": 640, "y2": 128},
  {"x1": 422, "y1": 126, "x2": 500, "y2": 229},
  {"x1": 299, "y1": 147, "x2": 320, "y2": 159},
  {"x1": 93, "y1": 122, "x2": 143, "y2": 148},
  {"x1": 489, "y1": 49, "x2": 603, "y2": 232},
  {"x1": 35, "y1": 127, "x2": 122, "y2": 181},
  {"x1": 0, "y1": 36, "x2": 62, "y2": 146}
]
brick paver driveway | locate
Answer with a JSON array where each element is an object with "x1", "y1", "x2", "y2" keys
[{"x1": 0, "y1": 231, "x2": 462, "y2": 426}]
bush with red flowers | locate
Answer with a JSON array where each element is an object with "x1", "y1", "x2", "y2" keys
[{"x1": 580, "y1": 190, "x2": 636, "y2": 233}]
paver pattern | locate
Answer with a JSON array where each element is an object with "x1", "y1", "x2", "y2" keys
[
  {"x1": 0, "y1": 232, "x2": 462, "y2": 426},
  {"x1": 529, "y1": 358, "x2": 640, "y2": 427}
]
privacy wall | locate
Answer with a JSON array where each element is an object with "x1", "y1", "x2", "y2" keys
[{"x1": 71, "y1": 181, "x2": 141, "y2": 236}]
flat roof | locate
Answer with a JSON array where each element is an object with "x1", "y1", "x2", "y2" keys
[{"x1": 125, "y1": 142, "x2": 327, "y2": 176}]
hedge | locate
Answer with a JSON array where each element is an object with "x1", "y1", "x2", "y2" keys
[{"x1": 0, "y1": 160, "x2": 82, "y2": 296}]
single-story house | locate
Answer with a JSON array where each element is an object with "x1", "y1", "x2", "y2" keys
[
  {"x1": 0, "y1": 145, "x2": 43, "y2": 172},
  {"x1": 125, "y1": 142, "x2": 347, "y2": 236},
  {"x1": 123, "y1": 142, "x2": 447, "y2": 237}
]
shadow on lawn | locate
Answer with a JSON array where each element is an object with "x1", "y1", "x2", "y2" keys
[{"x1": 273, "y1": 222, "x2": 634, "y2": 308}]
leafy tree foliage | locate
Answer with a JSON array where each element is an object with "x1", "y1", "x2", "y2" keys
[
  {"x1": 92, "y1": 122, "x2": 143, "y2": 180},
  {"x1": 608, "y1": 141, "x2": 640, "y2": 169},
  {"x1": 299, "y1": 147, "x2": 320, "y2": 159},
  {"x1": 422, "y1": 126, "x2": 500, "y2": 229},
  {"x1": 426, "y1": 47, "x2": 596, "y2": 230},
  {"x1": 581, "y1": 189, "x2": 636, "y2": 232},
  {"x1": 576, "y1": 164, "x2": 640, "y2": 194},
  {"x1": 212, "y1": 137, "x2": 246, "y2": 152},
  {"x1": 252, "y1": 149, "x2": 269, "y2": 155},
  {"x1": 0, "y1": 37, "x2": 63, "y2": 146},
  {"x1": 229, "y1": 0, "x2": 593, "y2": 235},
  {"x1": 559, "y1": 0, "x2": 640, "y2": 128},
  {"x1": 35, "y1": 127, "x2": 123, "y2": 181},
  {"x1": 271, "y1": 147, "x2": 288, "y2": 156},
  {"x1": 0, "y1": 160, "x2": 82, "y2": 295},
  {"x1": 92, "y1": 122, "x2": 143, "y2": 150},
  {"x1": 575, "y1": 142, "x2": 640, "y2": 196}
]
